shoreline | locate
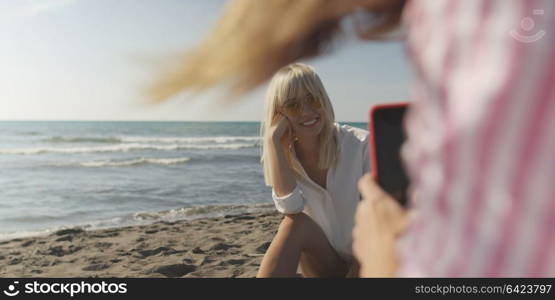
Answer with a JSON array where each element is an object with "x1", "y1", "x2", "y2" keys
[
  {"x1": 0, "y1": 210, "x2": 282, "y2": 278},
  {"x1": 0, "y1": 203, "x2": 276, "y2": 243}
]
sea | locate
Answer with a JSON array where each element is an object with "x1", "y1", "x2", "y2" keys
[{"x1": 0, "y1": 121, "x2": 367, "y2": 241}]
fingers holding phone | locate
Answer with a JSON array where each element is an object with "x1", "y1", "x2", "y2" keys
[
  {"x1": 357, "y1": 174, "x2": 408, "y2": 236},
  {"x1": 352, "y1": 174, "x2": 409, "y2": 277}
]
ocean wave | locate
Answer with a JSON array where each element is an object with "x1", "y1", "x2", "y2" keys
[
  {"x1": 0, "y1": 143, "x2": 257, "y2": 155},
  {"x1": 19, "y1": 131, "x2": 42, "y2": 136},
  {"x1": 78, "y1": 157, "x2": 191, "y2": 167},
  {"x1": 1, "y1": 215, "x2": 61, "y2": 223},
  {"x1": 121, "y1": 136, "x2": 260, "y2": 144},
  {"x1": 42, "y1": 136, "x2": 121, "y2": 144},
  {"x1": 131, "y1": 203, "x2": 275, "y2": 223},
  {"x1": 47, "y1": 154, "x2": 257, "y2": 168},
  {"x1": 40, "y1": 135, "x2": 260, "y2": 144}
]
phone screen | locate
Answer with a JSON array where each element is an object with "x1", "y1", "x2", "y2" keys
[{"x1": 370, "y1": 104, "x2": 409, "y2": 207}]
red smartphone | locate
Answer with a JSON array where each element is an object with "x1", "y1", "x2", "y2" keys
[{"x1": 368, "y1": 102, "x2": 410, "y2": 207}]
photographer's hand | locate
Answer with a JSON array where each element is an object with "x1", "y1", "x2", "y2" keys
[{"x1": 352, "y1": 174, "x2": 409, "y2": 277}]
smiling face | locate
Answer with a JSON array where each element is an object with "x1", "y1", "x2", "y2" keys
[
  {"x1": 280, "y1": 93, "x2": 326, "y2": 138},
  {"x1": 263, "y1": 63, "x2": 338, "y2": 183},
  {"x1": 264, "y1": 63, "x2": 336, "y2": 145}
]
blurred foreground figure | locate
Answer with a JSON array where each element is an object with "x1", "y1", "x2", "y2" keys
[{"x1": 151, "y1": 0, "x2": 555, "y2": 277}]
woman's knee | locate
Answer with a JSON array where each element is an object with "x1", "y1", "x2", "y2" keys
[{"x1": 279, "y1": 212, "x2": 307, "y2": 229}]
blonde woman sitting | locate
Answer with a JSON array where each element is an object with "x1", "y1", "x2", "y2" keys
[{"x1": 258, "y1": 63, "x2": 369, "y2": 278}]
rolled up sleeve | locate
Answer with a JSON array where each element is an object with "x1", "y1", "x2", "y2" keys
[{"x1": 272, "y1": 184, "x2": 305, "y2": 214}]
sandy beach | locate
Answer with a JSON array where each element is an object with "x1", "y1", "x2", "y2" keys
[{"x1": 0, "y1": 211, "x2": 283, "y2": 278}]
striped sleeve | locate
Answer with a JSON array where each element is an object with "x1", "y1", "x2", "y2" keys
[{"x1": 398, "y1": 0, "x2": 555, "y2": 277}]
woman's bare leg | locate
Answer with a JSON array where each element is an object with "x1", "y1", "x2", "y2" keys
[{"x1": 257, "y1": 213, "x2": 348, "y2": 278}]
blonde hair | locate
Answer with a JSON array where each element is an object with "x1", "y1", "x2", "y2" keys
[
  {"x1": 261, "y1": 63, "x2": 338, "y2": 186},
  {"x1": 149, "y1": 0, "x2": 405, "y2": 101}
]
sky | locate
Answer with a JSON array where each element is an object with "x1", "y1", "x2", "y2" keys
[{"x1": 0, "y1": 0, "x2": 412, "y2": 122}]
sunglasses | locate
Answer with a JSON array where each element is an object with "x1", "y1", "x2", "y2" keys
[{"x1": 280, "y1": 94, "x2": 323, "y2": 117}]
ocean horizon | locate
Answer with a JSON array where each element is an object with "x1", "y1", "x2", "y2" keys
[{"x1": 0, "y1": 121, "x2": 367, "y2": 241}]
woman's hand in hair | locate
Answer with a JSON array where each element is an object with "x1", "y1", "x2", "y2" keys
[
  {"x1": 269, "y1": 114, "x2": 294, "y2": 150},
  {"x1": 266, "y1": 113, "x2": 298, "y2": 198},
  {"x1": 352, "y1": 174, "x2": 409, "y2": 277}
]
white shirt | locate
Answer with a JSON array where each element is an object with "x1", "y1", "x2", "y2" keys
[{"x1": 272, "y1": 123, "x2": 370, "y2": 261}]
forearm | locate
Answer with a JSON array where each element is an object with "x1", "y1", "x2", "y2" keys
[{"x1": 267, "y1": 139, "x2": 297, "y2": 197}]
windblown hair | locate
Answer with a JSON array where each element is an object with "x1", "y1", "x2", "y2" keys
[
  {"x1": 149, "y1": 0, "x2": 406, "y2": 100},
  {"x1": 261, "y1": 63, "x2": 337, "y2": 186}
]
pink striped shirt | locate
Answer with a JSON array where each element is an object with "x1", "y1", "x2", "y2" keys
[{"x1": 397, "y1": 0, "x2": 555, "y2": 277}]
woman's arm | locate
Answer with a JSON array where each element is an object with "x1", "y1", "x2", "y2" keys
[{"x1": 266, "y1": 115, "x2": 297, "y2": 197}]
